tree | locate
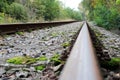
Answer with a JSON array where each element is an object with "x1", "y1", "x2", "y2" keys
[
  {"x1": 31, "y1": 0, "x2": 45, "y2": 19},
  {"x1": 41, "y1": 0, "x2": 60, "y2": 21},
  {"x1": 8, "y1": 2, "x2": 28, "y2": 21},
  {"x1": 0, "y1": 0, "x2": 8, "y2": 12},
  {"x1": 81, "y1": 0, "x2": 120, "y2": 29}
]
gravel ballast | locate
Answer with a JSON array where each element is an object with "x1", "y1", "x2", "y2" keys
[
  {"x1": 0, "y1": 22, "x2": 82, "y2": 80},
  {"x1": 89, "y1": 23, "x2": 120, "y2": 80}
]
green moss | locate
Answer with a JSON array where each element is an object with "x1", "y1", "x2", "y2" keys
[
  {"x1": 95, "y1": 32, "x2": 101, "y2": 37},
  {"x1": 101, "y1": 57, "x2": 120, "y2": 70},
  {"x1": 51, "y1": 53, "x2": 60, "y2": 59},
  {"x1": 36, "y1": 56, "x2": 48, "y2": 61},
  {"x1": 109, "y1": 58, "x2": 120, "y2": 65},
  {"x1": 62, "y1": 42, "x2": 70, "y2": 48},
  {"x1": 7, "y1": 56, "x2": 23, "y2": 64},
  {"x1": 16, "y1": 31, "x2": 24, "y2": 35},
  {"x1": 7, "y1": 56, "x2": 36, "y2": 64},
  {"x1": 35, "y1": 65, "x2": 45, "y2": 71},
  {"x1": 50, "y1": 53, "x2": 61, "y2": 66},
  {"x1": 51, "y1": 32, "x2": 58, "y2": 37}
]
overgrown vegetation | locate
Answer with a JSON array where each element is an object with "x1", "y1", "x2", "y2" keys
[
  {"x1": 81, "y1": 0, "x2": 120, "y2": 30},
  {"x1": 0, "y1": 0, "x2": 82, "y2": 23},
  {"x1": 36, "y1": 56, "x2": 48, "y2": 61},
  {"x1": 6, "y1": 56, "x2": 36, "y2": 64},
  {"x1": 101, "y1": 57, "x2": 120, "y2": 70},
  {"x1": 6, "y1": 55, "x2": 48, "y2": 65},
  {"x1": 6, "y1": 53, "x2": 62, "y2": 66},
  {"x1": 16, "y1": 31, "x2": 24, "y2": 35},
  {"x1": 35, "y1": 65, "x2": 45, "y2": 71},
  {"x1": 50, "y1": 53, "x2": 61, "y2": 66},
  {"x1": 62, "y1": 42, "x2": 70, "y2": 48}
]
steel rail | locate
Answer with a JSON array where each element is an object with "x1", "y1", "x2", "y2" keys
[
  {"x1": 0, "y1": 20, "x2": 77, "y2": 34},
  {"x1": 59, "y1": 22, "x2": 102, "y2": 80}
]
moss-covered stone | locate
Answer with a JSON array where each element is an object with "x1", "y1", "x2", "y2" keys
[
  {"x1": 16, "y1": 31, "x2": 24, "y2": 35},
  {"x1": 36, "y1": 56, "x2": 48, "y2": 61},
  {"x1": 7, "y1": 56, "x2": 36, "y2": 64},
  {"x1": 62, "y1": 42, "x2": 70, "y2": 48},
  {"x1": 50, "y1": 53, "x2": 61, "y2": 66},
  {"x1": 101, "y1": 57, "x2": 120, "y2": 70},
  {"x1": 51, "y1": 32, "x2": 58, "y2": 37},
  {"x1": 35, "y1": 65, "x2": 45, "y2": 71}
]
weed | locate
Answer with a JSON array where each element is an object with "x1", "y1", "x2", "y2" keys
[
  {"x1": 51, "y1": 32, "x2": 58, "y2": 37},
  {"x1": 101, "y1": 57, "x2": 120, "y2": 70},
  {"x1": 36, "y1": 56, "x2": 48, "y2": 61},
  {"x1": 35, "y1": 65, "x2": 45, "y2": 71},
  {"x1": 50, "y1": 53, "x2": 61, "y2": 66},
  {"x1": 62, "y1": 42, "x2": 70, "y2": 48},
  {"x1": 7, "y1": 56, "x2": 36, "y2": 64},
  {"x1": 16, "y1": 31, "x2": 24, "y2": 35}
]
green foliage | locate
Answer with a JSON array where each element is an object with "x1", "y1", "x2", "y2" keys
[
  {"x1": 50, "y1": 53, "x2": 61, "y2": 66},
  {"x1": 7, "y1": 55, "x2": 49, "y2": 64},
  {"x1": 31, "y1": 0, "x2": 45, "y2": 19},
  {"x1": 62, "y1": 42, "x2": 70, "y2": 48},
  {"x1": 35, "y1": 65, "x2": 45, "y2": 71},
  {"x1": 8, "y1": 2, "x2": 28, "y2": 21},
  {"x1": 16, "y1": 31, "x2": 24, "y2": 35},
  {"x1": 0, "y1": 0, "x2": 82, "y2": 23},
  {"x1": 0, "y1": 13, "x2": 5, "y2": 23},
  {"x1": 7, "y1": 56, "x2": 36, "y2": 64},
  {"x1": 36, "y1": 56, "x2": 48, "y2": 61},
  {"x1": 0, "y1": 12, "x2": 18, "y2": 23},
  {"x1": 51, "y1": 32, "x2": 58, "y2": 37},
  {"x1": 82, "y1": 0, "x2": 120, "y2": 30},
  {"x1": 0, "y1": 0, "x2": 8, "y2": 12},
  {"x1": 116, "y1": 0, "x2": 120, "y2": 4},
  {"x1": 6, "y1": 0, "x2": 15, "y2": 4},
  {"x1": 63, "y1": 8, "x2": 82, "y2": 21},
  {"x1": 101, "y1": 57, "x2": 120, "y2": 70},
  {"x1": 41, "y1": 0, "x2": 60, "y2": 21}
]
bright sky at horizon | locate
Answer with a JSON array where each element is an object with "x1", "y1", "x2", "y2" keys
[{"x1": 59, "y1": 0, "x2": 83, "y2": 10}]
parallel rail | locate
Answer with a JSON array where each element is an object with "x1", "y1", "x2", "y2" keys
[
  {"x1": 59, "y1": 22, "x2": 102, "y2": 80},
  {"x1": 0, "y1": 21, "x2": 77, "y2": 34}
]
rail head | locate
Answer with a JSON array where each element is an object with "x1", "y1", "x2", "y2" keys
[{"x1": 59, "y1": 22, "x2": 102, "y2": 80}]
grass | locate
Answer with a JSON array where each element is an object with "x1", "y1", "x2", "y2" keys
[{"x1": 35, "y1": 65, "x2": 45, "y2": 71}]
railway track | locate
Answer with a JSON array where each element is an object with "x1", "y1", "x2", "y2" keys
[
  {"x1": 0, "y1": 21, "x2": 77, "y2": 34},
  {"x1": 0, "y1": 21, "x2": 118, "y2": 80}
]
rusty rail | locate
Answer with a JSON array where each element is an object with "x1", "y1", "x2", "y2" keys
[
  {"x1": 59, "y1": 22, "x2": 102, "y2": 80},
  {"x1": 0, "y1": 20, "x2": 77, "y2": 34}
]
